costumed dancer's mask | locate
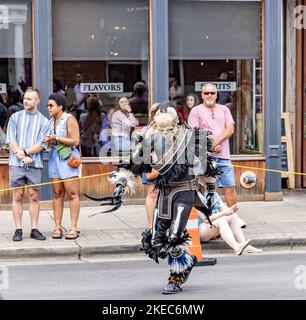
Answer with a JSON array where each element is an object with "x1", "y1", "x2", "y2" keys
[{"x1": 154, "y1": 107, "x2": 179, "y2": 137}]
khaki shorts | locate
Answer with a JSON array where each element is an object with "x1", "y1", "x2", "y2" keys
[{"x1": 9, "y1": 166, "x2": 42, "y2": 189}]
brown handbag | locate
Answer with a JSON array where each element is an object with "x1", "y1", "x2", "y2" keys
[
  {"x1": 67, "y1": 155, "x2": 81, "y2": 168},
  {"x1": 67, "y1": 127, "x2": 82, "y2": 169}
]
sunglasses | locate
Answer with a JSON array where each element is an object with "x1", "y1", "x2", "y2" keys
[{"x1": 203, "y1": 92, "x2": 216, "y2": 96}]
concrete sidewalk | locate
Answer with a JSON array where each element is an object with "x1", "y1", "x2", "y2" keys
[{"x1": 1, "y1": 195, "x2": 306, "y2": 261}]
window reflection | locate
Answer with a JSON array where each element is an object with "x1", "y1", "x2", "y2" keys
[
  {"x1": 169, "y1": 0, "x2": 263, "y2": 155},
  {"x1": 0, "y1": 1, "x2": 32, "y2": 157},
  {"x1": 52, "y1": 0, "x2": 149, "y2": 157}
]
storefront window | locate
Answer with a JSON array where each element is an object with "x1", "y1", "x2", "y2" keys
[
  {"x1": 169, "y1": 0, "x2": 263, "y2": 155},
  {"x1": 0, "y1": 0, "x2": 32, "y2": 157},
  {"x1": 52, "y1": 0, "x2": 149, "y2": 157}
]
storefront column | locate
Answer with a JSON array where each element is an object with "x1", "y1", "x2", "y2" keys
[
  {"x1": 264, "y1": 0, "x2": 283, "y2": 199},
  {"x1": 150, "y1": 0, "x2": 169, "y2": 103},
  {"x1": 33, "y1": 0, "x2": 53, "y2": 200},
  {"x1": 33, "y1": 0, "x2": 52, "y2": 117}
]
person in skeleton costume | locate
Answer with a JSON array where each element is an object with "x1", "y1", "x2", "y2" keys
[{"x1": 86, "y1": 102, "x2": 221, "y2": 294}]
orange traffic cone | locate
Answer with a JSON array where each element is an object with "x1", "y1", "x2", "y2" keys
[{"x1": 186, "y1": 207, "x2": 217, "y2": 266}]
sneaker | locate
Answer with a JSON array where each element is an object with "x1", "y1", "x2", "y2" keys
[
  {"x1": 12, "y1": 229, "x2": 23, "y2": 241},
  {"x1": 162, "y1": 283, "x2": 183, "y2": 295},
  {"x1": 237, "y1": 217, "x2": 247, "y2": 228},
  {"x1": 235, "y1": 239, "x2": 251, "y2": 256},
  {"x1": 245, "y1": 245, "x2": 263, "y2": 254},
  {"x1": 30, "y1": 229, "x2": 46, "y2": 241}
]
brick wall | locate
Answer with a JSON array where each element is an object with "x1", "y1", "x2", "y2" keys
[{"x1": 53, "y1": 61, "x2": 107, "y2": 88}]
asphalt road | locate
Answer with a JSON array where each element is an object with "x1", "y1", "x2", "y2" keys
[{"x1": 1, "y1": 251, "x2": 306, "y2": 300}]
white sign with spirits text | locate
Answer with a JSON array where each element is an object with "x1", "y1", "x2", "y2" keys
[{"x1": 195, "y1": 82, "x2": 237, "y2": 92}]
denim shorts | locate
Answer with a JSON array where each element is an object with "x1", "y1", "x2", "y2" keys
[
  {"x1": 213, "y1": 157, "x2": 236, "y2": 188},
  {"x1": 9, "y1": 166, "x2": 42, "y2": 189},
  {"x1": 49, "y1": 146, "x2": 80, "y2": 179},
  {"x1": 141, "y1": 172, "x2": 157, "y2": 185}
]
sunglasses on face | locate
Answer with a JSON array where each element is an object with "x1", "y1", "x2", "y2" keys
[{"x1": 203, "y1": 92, "x2": 216, "y2": 96}]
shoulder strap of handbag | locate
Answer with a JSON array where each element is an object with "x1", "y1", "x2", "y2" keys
[{"x1": 63, "y1": 114, "x2": 83, "y2": 161}]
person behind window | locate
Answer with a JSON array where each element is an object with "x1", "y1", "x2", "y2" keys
[
  {"x1": 53, "y1": 79, "x2": 65, "y2": 95},
  {"x1": 44, "y1": 93, "x2": 81, "y2": 240},
  {"x1": 129, "y1": 81, "x2": 148, "y2": 114},
  {"x1": 79, "y1": 97, "x2": 104, "y2": 157},
  {"x1": 4, "y1": 87, "x2": 24, "y2": 132},
  {"x1": 73, "y1": 72, "x2": 86, "y2": 121},
  {"x1": 237, "y1": 79, "x2": 254, "y2": 151},
  {"x1": 176, "y1": 93, "x2": 199, "y2": 123},
  {"x1": 0, "y1": 94, "x2": 7, "y2": 130},
  {"x1": 216, "y1": 72, "x2": 231, "y2": 105},
  {"x1": 99, "y1": 107, "x2": 115, "y2": 156},
  {"x1": 111, "y1": 96, "x2": 138, "y2": 155},
  {"x1": 169, "y1": 74, "x2": 183, "y2": 107}
]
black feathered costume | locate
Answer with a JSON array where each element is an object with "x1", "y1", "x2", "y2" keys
[{"x1": 86, "y1": 104, "x2": 221, "y2": 294}]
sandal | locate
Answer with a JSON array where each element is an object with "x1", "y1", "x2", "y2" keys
[
  {"x1": 65, "y1": 228, "x2": 80, "y2": 240},
  {"x1": 52, "y1": 227, "x2": 63, "y2": 239}
]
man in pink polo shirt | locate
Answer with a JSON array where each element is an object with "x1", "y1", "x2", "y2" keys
[{"x1": 188, "y1": 83, "x2": 242, "y2": 219}]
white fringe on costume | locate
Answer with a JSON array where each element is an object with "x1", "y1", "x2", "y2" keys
[
  {"x1": 168, "y1": 250, "x2": 194, "y2": 275},
  {"x1": 109, "y1": 168, "x2": 136, "y2": 194}
]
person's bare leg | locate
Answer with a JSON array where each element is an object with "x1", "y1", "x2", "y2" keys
[
  {"x1": 145, "y1": 184, "x2": 159, "y2": 228},
  {"x1": 200, "y1": 218, "x2": 241, "y2": 252},
  {"x1": 224, "y1": 187, "x2": 246, "y2": 227},
  {"x1": 52, "y1": 179, "x2": 65, "y2": 230},
  {"x1": 214, "y1": 218, "x2": 241, "y2": 251},
  {"x1": 28, "y1": 188, "x2": 40, "y2": 229},
  {"x1": 226, "y1": 213, "x2": 246, "y2": 243},
  {"x1": 63, "y1": 179, "x2": 80, "y2": 231},
  {"x1": 12, "y1": 189, "x2": 25, "y2": 229},
  {"x1": 224, "y1": 187, "x2": 237, "y2": 207}
]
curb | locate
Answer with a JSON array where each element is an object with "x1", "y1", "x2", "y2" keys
[
  {"x1": 0, "y1": 237, "x2": 306, "y2": 261},
  {"x1": 79, "y1": 243, "x2": 142, "y2": 257},
  {"x1": 201, "y1": 237, "x2": 306, "y2": 254},
  {"x1": 0, "y1": 245, "x2": 79, "y2": 260}
]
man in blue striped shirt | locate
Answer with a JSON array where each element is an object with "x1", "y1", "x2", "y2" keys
[{"x1": 6, "y1": 87, "x2": 49, "y2": 241}]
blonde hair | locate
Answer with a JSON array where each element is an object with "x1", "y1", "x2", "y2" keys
[
  {"x1": 147, "y1": 102, "x2": 160, "y2": 127},
  {"x1": 25, "y1": 87, "x2": 41, "y2": 99}
]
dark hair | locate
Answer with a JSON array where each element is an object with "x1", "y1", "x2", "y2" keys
[
  {"x1": 7, "y1": 87, "x2": 21, "y2": 105},
  {"x1": 133, "y1": 81, "x2": 146, "y2": 96},
  {"x1": 53, "y1": 79, "x2": 64, "y2": 93},
  {"x1": 186, "y1": 93, "x2": 200, "y2": 108},
  {"x1": 87, "y1": 97, "x2": 101, "y2": 116},
  {"x1": 48, "y1": 93, "x2": 68, "y2": 111}
]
